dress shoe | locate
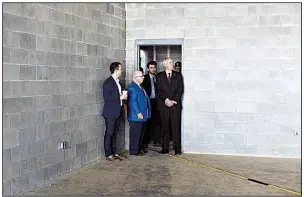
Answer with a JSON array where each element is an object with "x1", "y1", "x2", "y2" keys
[
  {"x1": 113, "y1": 154, "x2": 123, "y2": 161},
  {"x1": 142, "y1": 148, "x2": 148, "y2": 153},
  {"x1": 159, "y1": 149, "x2": 169, "y2": 154},
  {"x1": 130, "y1": 152, "x2": 144, "y2": 156},
  {"x1": 105, "y1": 156, "x2": 120, "y2": 162},
  {"x1": 114, "y1": 154, "x2": 127, "y2": 160},
  {"x1": 175, "y1": 151, "x2": 182, "y2": 155}
]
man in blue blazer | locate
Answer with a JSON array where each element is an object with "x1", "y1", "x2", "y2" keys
[
  {"x1": 102, "y1": 62, "x2": 127, "y2": 162},
  {"x1": 127, "y1": 71, "x2": 151, "y2": 156}
]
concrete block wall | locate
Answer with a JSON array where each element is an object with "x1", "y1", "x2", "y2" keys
[
  {"x1": 125, "y1": 3, "x2": 301, "y2": 158},
  {"x1": 3, "y1": 3, "x2": 126, "y2": 195}
]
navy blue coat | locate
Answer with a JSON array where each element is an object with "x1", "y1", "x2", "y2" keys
[{"x1": 102, "y1": 76, "x2": 121, "y2": 118}]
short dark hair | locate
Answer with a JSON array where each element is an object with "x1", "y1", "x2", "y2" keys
[
  {"x1": 175, "y1": 61, "x2": 182, "y2": 68},
  {"x1": 139, "y1": 66, "x2": 143, "y2": 72},
  {"x1": 109, "y1": 62, "x2": 121, "y2": 74},
  {"x1": 146, "y1": 61, "x2": 157, "y2": 68}
]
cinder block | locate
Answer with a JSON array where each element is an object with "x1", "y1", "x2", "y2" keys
[
  {"x1": 3, "y1": 148, "x2": 11, "y2": 165},
  {"x1": 45, "y1": 52, "x2": 59, "y2": 66},
  {"x1": 65, "y1": 145, "x2": 76, "y2": 160},
  {"x1": 35, "y1": 96, "x2": 51, "y2": 111},
  {"x1": 28, "y1": 140, "x2": 44, "y2": 159},
  {"x1": 20, "y1": 156, "x2": 38, "y2": 176},
  {"x1": 28, "y1": 168, "x2": 44, "y2": 188},
  {"x1": 28, "y1": 19, "x2": 44, "y2": 35},
  {"x1": 126, "y1": 30, "x2": 145, "y2": 39},
  {"x1": 11, "y1": 144, "x2": 29, "y2": 162},
  {"x1": 3, "y1": 30, "x2": 10, "y2": 46},
  {"x1": 87, "y1": 44, "x2": 97, "y2": 56},
  {"x1": 12, "y1": 82, "x2": 34, "y2": 97},
  {"x1": 11, "y1": 176, "x2": 29, "y2": 194},
  {"x1": 88, "y1": 149, "x2": 99, "y2": 162},
  {"x1": 76, "y1": 118, "x2": 88, "y2": 131},
  {"x1": 36, "y1": 124, "x2": 51, "y2": 141},
  {"x1": 81, "y1": 153, "x2": 89, "y2": 166},
  {"x1": 3, "y1": 98, "x2": 19, "y2": 115},
  {"x1": 3, "y1": 129, "x2": 20, "y2": 149},
  {"x1": 10, "y1": 48, "x2": 28, "y2": 64},
  {"x1": 71, "y1": 55, "x2": 83, "y2": 67},
  {"x1": 44, "y1": 137, "x2": 60, "y2": 154},
  {"x1": 3, "y1": 46, "x2": 10, "y2": 63},
  {"x1": 44, "y1": 164, "x2": 58, "y2": 181},
  {"x1": 65, "y1": 13, "x2": 77, "y2": 27},
  {"x1": 87, "y1": 138, "x2": 97, "y2": 152},
  {"x1": 92, "y1": 9, "x2": 102, "y2": 22},
  {"x1": 76, "y1": 141, "x2": 88, "y2": 157},
  {"x1": 3, "y1": 180, "x2": 11, "y2": 195},
  {"x1": 69, "y1": 156, "x2": 81, "y2": 171},
  {"x1": 215, "y1": 102, "x2": 237, "y2": 113},
  {"x1": 51, "y1": 9, "x2": 65, "y2": 25},
  {"x1": 3, "y1": 82, "x2": 12, "y2": 98},
  {"x1": 50, "y1": 122, "x2": 64, "y2": 136},
  {"x1": 19, "y1": 127, "x2": 36, "y2": 145},
  {"x1": 202, "y1": 134, "x2": 224, "y2": 144},
  {"x1": 28, "y1": 110, "x2": 43, "y2": 127},
  {"x1": 64, "y1": 41, "x2": 76, "y2": 54},
  {"x1": 20, "y1": 33, "x2": 36, "y2": 50},
  {"x1": 246, "y1": 114, "x2": 269, "y2": 124},
  {"x1": 50, "y1": 67, "x2": 65, "y2": 80},
  {"x1": 71, "y1": 132, "x2": 82, "y2": 146},
  {"x1": 10, "y1": 14, "x2": 29, "y2": 32},
  {"x1": 37, "y1": 66, "x2": 50, "y2": 80},
  {"x1": 214, "y1": 124, "x2": 235, "y2": 133},
  {"x1": 20, "y1": 65, "x2": 36, "y2": 80},
  {"x1": 106, "y1": 4, "x2": 114, "y2": 15},
  {"x1": 64, "y1": 119, "x2": 77, "y2": 133},
  {"x1": 57, "y1": 159, "x2": 70, "y2": 175},
  {"x1": 3, "y1": 13, "x2": 10, "y2": 29},
  {"x1": 236, "y1": 103, "x2": 257, "y2": 113}
]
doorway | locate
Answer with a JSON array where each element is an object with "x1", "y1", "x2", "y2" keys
[
  {"x1": 138, "y1": 45, "x2": 182, "y2": 74},
  {"x1": 135, "y1": 39, "x2": 184, "y2": 152}
]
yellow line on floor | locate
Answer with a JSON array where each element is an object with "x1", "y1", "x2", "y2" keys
[{"x1": 167, "y1": 154, "x2": 301, "y2": 196}]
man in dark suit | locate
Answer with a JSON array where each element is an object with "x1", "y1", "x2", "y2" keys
[
  {"x1": 156, "y1": 57, "x2": 184, "y2": 155},
  {"x1": 102, "y1": 62, "x2": 127, "y2": 162},
  {"x1": 141, "y1": 61, "x2": 162, "y2": 151},
  {"x1": 175, "y1": 61, "x2": 182, "y2": 73},
  {"x1": 127, "y1": 71, "x2": 151, "y2": 156}
]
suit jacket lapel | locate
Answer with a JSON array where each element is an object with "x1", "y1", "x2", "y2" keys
[
  {"x1": 110, "y1": 76, "x2": 120, "y2": 96},
  {"x1": 162, "y1": 71, "x2": 170, "y2": 86}
]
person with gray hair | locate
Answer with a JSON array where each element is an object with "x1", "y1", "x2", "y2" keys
[
  {"x1": 156, "y1": 57, "x2": 184, "y2": 155},
  {"x1": 127, "y1": 71, "x2": 151, "y2": 156}
]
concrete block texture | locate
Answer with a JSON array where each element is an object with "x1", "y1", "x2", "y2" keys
[
  {"x1": 126, "y1": 3, "x2": 301, "y2": 158},
  {"x1": 3, "y1": 2, "x2": 126, "y2": 195}
]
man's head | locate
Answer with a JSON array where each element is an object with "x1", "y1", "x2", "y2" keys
[
  {"x1": 163, "y1": 57, "x2": 174, "y2": 71},
  {"x1": 133, "y1": 71, "x2": 144, "y2": 85},
  {"x1": 175, "y1": 61, "x2": 182, "y2": 72},
  {"x1": 146, "y1": 61, "x2": 157, "y2": 75},
  {"x1": 110, "y1": 62, "x2": 122, "y2": 77}
]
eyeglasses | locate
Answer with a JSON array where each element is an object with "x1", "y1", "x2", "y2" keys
[{"x1": 135, "y1": 75, "x2": 144, "y2": 78}]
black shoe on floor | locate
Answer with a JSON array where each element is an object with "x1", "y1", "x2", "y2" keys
[{"x1": 159, "y1": 149, "x2": 169, "y2": 154}]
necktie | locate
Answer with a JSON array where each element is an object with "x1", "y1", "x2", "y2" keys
[
  {"x1": 152, "y1": 76, "x2": 156, "y2": 86},
  {"x1": 168, "y1": 73, "x2": 171, "y2": 84}
]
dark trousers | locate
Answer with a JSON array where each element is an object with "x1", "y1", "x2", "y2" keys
[
  {"x1": 129, "y1": 121, "x2": 146, "y2": 155},
  {"x1": 142, "y1": 99, "x2": 162, "y2": 147},
  {"x1": 104, "y1": 117, "x2": 121, "y2": 157},
  {"x1": 160, "y1": 106, "x2": 181, "y2": 151}
]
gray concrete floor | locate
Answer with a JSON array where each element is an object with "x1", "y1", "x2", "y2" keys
[{"x1": 20, "y1": 148, "x2": 301, "y2": 196}]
